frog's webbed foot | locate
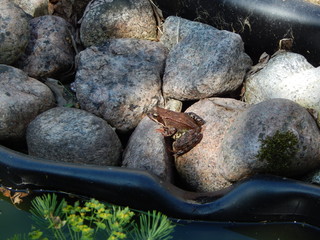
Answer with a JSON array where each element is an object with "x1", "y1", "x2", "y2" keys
[{"x1": 185, "y1": 112, "x2": 206, "y2": 126}]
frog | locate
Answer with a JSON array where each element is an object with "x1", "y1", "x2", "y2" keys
[{"x1": 147, "y1": 106, "x2": 205, "y2": 156}]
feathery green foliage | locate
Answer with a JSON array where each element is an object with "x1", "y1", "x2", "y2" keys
[{"x1": 7, "y1": 193, "x2": 175, "y2": 240}]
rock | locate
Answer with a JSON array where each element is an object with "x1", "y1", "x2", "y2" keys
[
  {"x1": 74, "y1": 38, "x2": 167, "y2": 132},
  {"x1": 219, "y1": 98, "x2": 320, "y2": 182},
  {"x1": 0, "y1": 65, "x2": 55, "y2": 140},
  {"x1": 80, "y1": 0, "x2": 157, "y2": 47},
  {"x1": 13, "y1": 0, "x2": 49, "y2": 17},
  {"x1": 0, "y1": 0, "x2": 30, "y2": 64},
  {"x1": 26, "y1": 107, "x2": 122, "y2": 166},
  {"x1": 161, "y1": 16, "x2": 252, "y2": 100},
  {"x1": 16, "y1": 15, "x2": 75, "y2": 79},
  {"x1": 49, "y1": 0, "x2": 91, "y2": 22},
  {"x1": 174, "y1": 98, "x2": 249, "y2": 192},
  {"x1": 122, "y1": 116, "x2": 173, "y2": 182},
  {"x1": 244, "y1": 51, "x2": 320, "y2": 113},
  {"x1": 303, "y1": 168, "x2": 320, "y2": 185}
]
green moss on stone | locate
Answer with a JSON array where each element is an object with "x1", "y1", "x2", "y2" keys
[{"x1": 256, "y1": 130, "x2": 299, "y2": 173}]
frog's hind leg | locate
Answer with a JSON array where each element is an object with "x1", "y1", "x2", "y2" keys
[
  {"x1": 185, "y1": 112, "x2": 206, "y2": 126},
  {"x1": 173, "y1": 130, "x2": 203, "y2": 156}
]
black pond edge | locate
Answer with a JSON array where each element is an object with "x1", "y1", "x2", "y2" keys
[{"x1": 1, "y1": 145, "x2": 320, "y2": 227}]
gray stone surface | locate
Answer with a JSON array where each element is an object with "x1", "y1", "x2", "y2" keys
[
  {"x1": 244, "y1": 51, "x2": 320, "y2": 113},
  {"x1": 80, "y1": 0, "x2": 157, "y2": 47},
  {"x1": 26, "y1": 107, "x2": 122, "y2": 166},
  {"x1": 16, "y1": 15, "x2": 75, "y2": 79},
  {"x1": 13, "y1": 0, "x2": 49, "y2": 16},
  {"x1": 161, "y1": 16, "x2": 252, "y2": 100},
  {"x1": 174, "y1": 98, "x2": 249, "y2": 192},
  {"x1": 122, "y1": 116, "x2": 173, "y2": 182},
  {"x1": 0, "y1": 65, "x2": 55, "y2": 140},
  {"x1": 74, "y1": 38, "x2": 167, "y2": 132},
  {"x1": 0, "y1": 0, "x2": 30, "y2": 64},
  {"x1": 219, "y1": 98, "x2": 320, "y2": 182}
]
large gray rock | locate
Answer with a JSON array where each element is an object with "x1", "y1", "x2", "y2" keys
[
  {"x1": 174, "y1": 98, "x2": 249, "y2": 192},
  {"x1": 219, "y1": 98, "x2": 320, "y2": 182},
  {"x1": 13, "y1": 0, "x2": 49, "y2": 17},
  {"x1": 74, "y1": 38, "x2": 167, "y2": 132},
  {"x1": 0, "y1": 0, "x2": 30, "y2": 64},
  {"x1": 0, "y1": 65, "x2": 55, "y2": 140},
  {"x1": 26, "y1": 107, "x2": 122, "y2": 166},
  {"x1": 244, "y1": 51, "x2": 320, "y2": 113},
  {"x1": 122, "y1": 116, "x2": 173, "y2": 182},
  {"x1": 161, "y1": 16, "x2": 252, "y2": 100},
  {"x1": 16, "y1": 15, "x2": 75, "y2": 79},
  {"x1": 80, "y1": 0, "x2": 157, "y2": 47}
]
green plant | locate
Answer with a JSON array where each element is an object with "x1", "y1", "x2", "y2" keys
[
  {"x1": 7, "y1": 194, "x2": 175, "y2": 240},
  {"x1": 131, "y1": 211, "x2": 175, "y2": 240}
]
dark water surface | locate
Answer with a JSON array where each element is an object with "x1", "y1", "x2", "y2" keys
[{"x1": 1, "y1": 193, "x2": 320, "y2": 240}]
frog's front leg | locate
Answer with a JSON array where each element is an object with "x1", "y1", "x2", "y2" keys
[
  {"x1": 156, "y1": 126, "x2": 177, "y2": 137},
  {"x1": 173, "y1": 129, "x2": 203, "y2": 156}
]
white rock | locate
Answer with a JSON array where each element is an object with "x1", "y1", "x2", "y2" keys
[{"x1": 244, "y1": 51, "x2": 320, "y2": 112}]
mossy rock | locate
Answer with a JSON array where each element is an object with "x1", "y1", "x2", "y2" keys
[{"x1": 218, "y1": 98, "x2": 320, "y2": 182}]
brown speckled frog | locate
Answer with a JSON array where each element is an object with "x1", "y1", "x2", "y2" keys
[{"x1": 147, "y1": 107, "x2": 205, "y2": 156}]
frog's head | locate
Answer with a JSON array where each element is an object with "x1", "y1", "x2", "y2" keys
[{"x1": 147, "y1": 107, "x2": 165, "y2": 126}]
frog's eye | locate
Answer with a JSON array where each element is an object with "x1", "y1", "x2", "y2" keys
[{"x1": 152, "y1": 113, "x2": 159, "y2": 118}]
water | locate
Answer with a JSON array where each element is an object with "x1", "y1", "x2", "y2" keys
[
  {"x1": 0, "y1": 197, "x2": 32, "y2": 239},
  {"x1": 1, "y1": 191, "x2": 320, "y2": 240}
]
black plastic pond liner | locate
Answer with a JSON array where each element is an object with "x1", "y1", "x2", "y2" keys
[
  {"x1": 1, "y1": 145, "x2": 320, "y2": 228},
  {"x1": 155, "y1": 0, "x2": 320, "y2": 66}
]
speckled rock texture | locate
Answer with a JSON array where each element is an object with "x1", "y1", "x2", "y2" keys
[
  {"x1": 174, "y1": 98, "x2": 249, "y2": 192},
  {"x1": 74, "y1": 38, "x2": 168, "y2": 132},
  {"x1": 0, "y1": 0, "x2": 30, "y2": 64},
  {"x1": 219, "y1": 98, "x2": 320, "y2": 182},
  {"x1": 161, "y1": 16, "x2": 252, "y2": 100},
  {"x1": 0, "y1": 65, "x2": 55, "y2": 141},
  {"x1": 80, "y1": 0, "x2": 157, "y2": 47},
  {"x1": 122, "y1": 116, "x2": 173, "y2": 182},
  {"x1": 244, "y1": 51, "x2": 320, "y2": 113},
  {"x1": 13, "y1": 0, "x2": 49, "y2": 17},
  {"x1": 26, "y1": 107, "x2": 122, "y2": 166},
  {"x1": 16, "y1": 15, "x2": 75, "y2": 79}
]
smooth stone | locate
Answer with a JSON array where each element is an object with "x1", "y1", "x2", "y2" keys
[
  {"x1": 174, "y1": 98, "x2": 249, "y2": 192},
  {"x1": 16, "y1": 15, "x2": 75, "y2": 79},
  {"x1": 244, "y1": 51, "x2": 320, "y2": 113},
  {"x1": 80, "y1": 0, "x2": 157, "y2": 47},
  {"x1": 122, "y1": 116, "x2": 173, "y2": 182},
  {"x1": 219, "y1": 98, "x2": 320, "y2": 182},
  {"x1": 13, "y1": 0, "x2": 49, "y2": 16},
  {"x1": 27, "y1": 107, "x2": 122, "y2": 166},
  {"x1": 0, "y1": 65, "x2": 55, "y2": 140},
  {"x1": 0, "y1": 0, "x2": 30, "y2": 64}
]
